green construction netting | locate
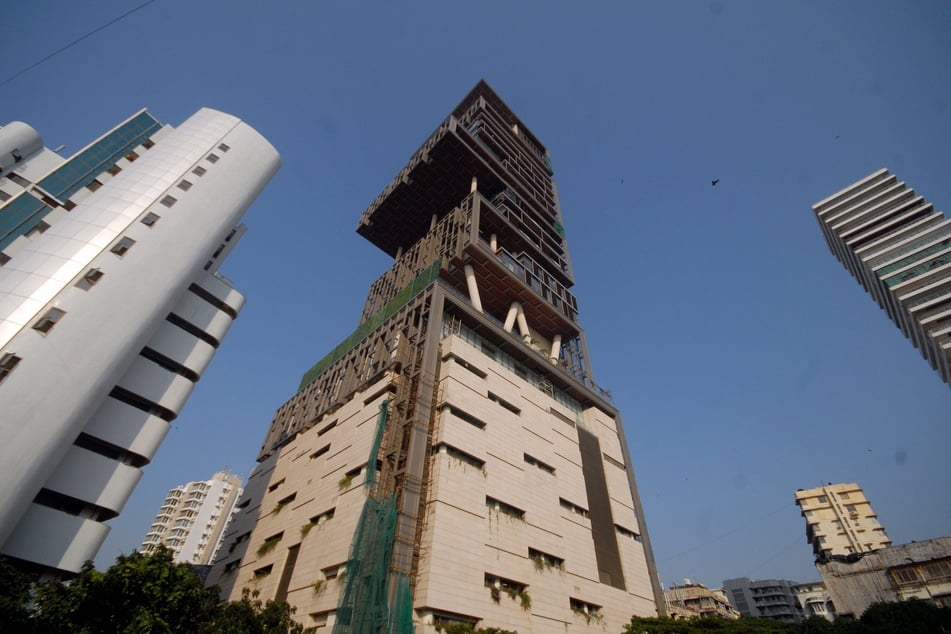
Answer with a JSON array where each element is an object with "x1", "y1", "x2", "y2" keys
[
  {"x1": 332, "y1": 495, "x2": 413, "y2": 634},
  {"x1": 365, "y1": 400, "x2": 390, "y2": 490},
  {"x1": 299, "y1": 261, "x2": 441, "y2": 390}
]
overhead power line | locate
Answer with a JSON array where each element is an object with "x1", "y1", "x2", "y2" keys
[{"x1": 0, "y1": 1, "x2": 157, "y2": 89}]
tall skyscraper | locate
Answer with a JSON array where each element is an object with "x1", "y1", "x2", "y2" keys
[
  {"x1": 795, "y1": 482, "x2": 891, "y2": 561},
  {"x1": 208, "y1": 81, "x2": 662, "y2": 632},
  {"x1": 0, "y1": 109, "x2": 279, "y2": 577},
  {"x1": 812, "y1": 169, "x2": 951, "y2": 387},
  {"x1": 141, "y1": 471, "x2": 243, "y2": 566}
]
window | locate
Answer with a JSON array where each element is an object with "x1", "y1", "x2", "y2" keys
[
  {"x1": 0, "y1": 189, "x2": 12, "y2": 202},
  {"x1": 76, "y1": 269, "x2": 103, "y2": 291},
  {"x1": 106, "y1": 165, "x2": 122, "y2": 176},
  {"x1": 86, "y1": 179, "x2": 103, "y2": 192},
  {"x1": 846, "y1": 504, "x2": 857, "y2": 513},
  {"x1": 923, "y1": 560, "x2": 951, "y2": 580},
  {"x1": 817, "y1": 496, "x2": 828, "y2": 504},
  {"x1": 839, "y1": 492, "x2": 850, "y2": 500},
  {"x1": 33, "y1": 308, "x2": 66, "y2": 334},
  {"x1": 8, "y1": 173, "x2": 30, "y2": 187},
  {"x1": 267, "y1": 478, "x2": 285, "y2": 493},
  {"x1": 192, "y1": 165, "x2": 207, "y2": 177},
  {"x1": 111, "y1": 237, "x2": 135, "y2": 256},
  {"x1": 486, "y1": 496, "x2": 524, "y2": 520},
  {"x1": 177, "y1": 180, "x2": 193, "y2": 191},
  {"x1": 524, "y1": 453, "x2": 555, "y2": 474},
  {"x1": 253, "y1": 564, "x2": 273, "y2": 578},
  {"x1": 217, "y1": 143, "x2": 231, "y2": 152},
  {"x1": 488, "y1": 391, "x2": 521, "y2": 415},
  {"x1": 141, "y1": 212, "x2": 160, "y2": 227},
  {"x1": 206, "y1": 153, "x2": 220, "y2": 164},
  {"x1": 0, "y1": 352, "x2": 21, "y2": 384},
  {"x1": 310, "y1": 444, "x2": 330, "y2": 460},
  {"x1": 891, "y1": 567, "x2": 920, "y2": 585},
  {"x1": 559, "y1": 498, "x2": 589, "y2": 518},
  {"x1": 125, "y1": 150, "x2": 139, "y2": 162},
  {"x1": 160, "y1": 195, "x2": 177, "y2": 207}
]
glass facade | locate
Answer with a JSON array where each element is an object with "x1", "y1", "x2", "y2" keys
[
  {"x1": 37, "y1": 111, "x2": 161, "y2": 201},
  {"x1": 0, "y1": 193, "x2": 52, "y2": 252}
]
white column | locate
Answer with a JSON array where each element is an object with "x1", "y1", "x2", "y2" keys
[
  {"x1": 430, "y1": 214, "x2": 438, "y2": 230},
  {"x1": 490, "y1": 233, "x2": 497, "y2": 252},
  {"x1": 503, "y1": 302, "x2": 520, "y2": 332},
  {"x1": 549, "y1": 334, "x2": 562, "y2": 363},
  {"x1": 516, "y1": 308, "x2": 530, "y2": 341},
  {"x1": 470, "y1": 176, "x2": 478, "y2": 193},
  {"x1": 464, "y1": 264, "x2": 483, "y2": 313}
]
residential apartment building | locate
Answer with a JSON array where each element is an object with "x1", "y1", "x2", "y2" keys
[
  {"x1": 0, "y1": 110, "x2": 279, "y2": 577},
  {"x1": 816, "y1": 536, "x2": 951, "y2": 618},
  {"x1": 723, "y1": 577, "x2": 804, "y2": 623},
  {"x1": 812, "y1": 168, "x2": 951, "y2": 387},
  {"x1": 142, "y1": 471, "x2": 243, "y2": 565},
  {"x1": 665, "y1": 581, "x2": 739, "y2": 620},
  {"x1": 207, "y1": 80, "x2": 663, "y2": 632},
  {"x1": 795, "y1": 483, "x2": 891, "y2": 562}
]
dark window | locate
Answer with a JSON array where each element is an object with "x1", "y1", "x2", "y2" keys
[
  {"x1": 177, "y1": 180, "x2": 193, "y2": 191},
  {"x1": 160, "y1": 195, "x2": 177, "y2": 208},
  {"x1": 111, "y1": 236, "x2": 135, "y2": 256},
  {"x1": 33, "y1": 308, "x2": 66, "y2": 333},
  {"x1": 206, "y1": 153, "x2": 220, "y2": 164},
  {"x1": 217, "y1": 143, "x2": 231, "y2": 152},
  {"x1": 192, "y1": 165, "x2": 207, "y2": 177},
  {"x1": 75, "y1": 268, "x2": 104, "y2": 290},
  {"x1": 0, "y1": 352, "x2": 21, "y2": 384},
  {"x1": 141, "y1": 212, "x2": 160, "y2": 227}
]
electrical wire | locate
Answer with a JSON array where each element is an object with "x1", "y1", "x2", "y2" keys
[{"x1": 0, "y1": 1, "x2": 157, "y2": 89}]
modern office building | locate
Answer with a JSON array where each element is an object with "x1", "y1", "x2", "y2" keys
[
  {"x1": 723, "y1": 577, "x2": 804, "y2": 623},
  {"x1": 207, "y1": 80, "x2": 663, "y2": 632},
  {"x1": 665, "y1": 581, "x2": 739, "y2": 620},
  {"x1": 795, "y1": 483, "x2": 891, "y2": 562},
  {"x1": 812, "y1": 168, "x2": 951, "y2": 387},
  {"x1": 0, "y1": 109, "x2": 279, "y2": 577},
  {"x1": 141, "y1": 471, "x2": 243, "y2": 565}
]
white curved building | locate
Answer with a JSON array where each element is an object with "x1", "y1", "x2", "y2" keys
[{"x1": 0, "y1": 109, "x2": 280, "y2": 576}]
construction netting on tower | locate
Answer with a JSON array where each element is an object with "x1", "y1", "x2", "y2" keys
[{"x1": 333, "y1": 401, "x2": 415, "y2": 634}]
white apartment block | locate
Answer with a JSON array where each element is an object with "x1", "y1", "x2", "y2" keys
[
  {"x1": 812, "y1": 168, "x2": 951, "y2": 387},
  {"x1": 207, "y1": 81, "x2": 662, "y2": 632},
  {"x1": 795, "y1": 483, "x2": 891, "y2": 561},
  {"x1": 0, "y1": 109, "x2": 279, "y2": 576},
  {"x1": 142, "y1": 471, "x2": 243, "y2": 565}
]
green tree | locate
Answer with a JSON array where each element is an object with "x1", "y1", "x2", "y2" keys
[
  {"x1": 624, "y1": 615, "x2": 795, "y2": 633},
  {"x1": 34, "y1": 549, "x2": 218, "y2": 633},
  {"x1": 0, "y1": 556, "x2": 34, "y2": 632},
  {"x1": 202, "y1": 587, "x2": 304, "y2": 634},
  {"x1": 858, "y1": 599, "x2": 951, "y2": 634}
]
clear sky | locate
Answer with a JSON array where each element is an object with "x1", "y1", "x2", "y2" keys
[{"x1": 4, "y1": 1, "x2": 949, "y2": 591}]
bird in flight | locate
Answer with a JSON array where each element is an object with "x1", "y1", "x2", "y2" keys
[{"x1": 711, "y1": 179, "x2": 720, "y2": 187}]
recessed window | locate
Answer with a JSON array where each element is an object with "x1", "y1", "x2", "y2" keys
[
  {"x1": 111, "y1": 237, "x2": 135, "y2": 256},
  {"x1": 0, "y1": 352, "x2": 22, "y2": 384},
  {"x1": 206, "y1": 153, "x2": 220, "y2": 164},
  {"x1": 141, "y1": 212, "x2": 160, "y2": 227},
  {"x1": 817, "y1": 496, "x2": 828, "y2": 504},
  {"x1": 192, "y1": 165, "x2": 207, "y2": 177},
  {"x1": 160, "y1": 195, "x2": 177, "y2": 208},
  {"x1": 177, "y1": 180, "x2": 193, "y2": 191},
  {"x1": 0, "y1": 190, "x2": 11, "y2": 202},
  {"x1": 217, "y1": 143, "x2": 230, "y2": 152},
  {"x1": 86, "y1": 180, "x2": 103, "y2": 192},
  {"x1": 75, "y1": 268, "x2": 104, "y2": 290},
  {"x1": 33, "y1": 308, "x2": 66, "y2": 334},
  {"x1": 107, "y1": 165, "x2": 122, "y2": 176},
  {"x1": 8, "y1": 173, "x2": 30, "y2": 187},
  {"x1": 125, "y1": 150, "x2": 139, "y2": 162}
]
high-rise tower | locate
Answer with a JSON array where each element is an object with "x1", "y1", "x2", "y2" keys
[
  {"x1": 812, "y1": 169, "x2": 951, "y2": 387},
  {"x1": 142, "y1": 471, "x2": 243, "y2": 565},
  {"x1": 795, "y1": 482, "x2": 891, "y2": 561},
  {"x1": 0, "y1": 109, "x2": 279, "y2": 577},
  {"x1": 208, "y1": 81, "x2": 662, "y2": 632}
]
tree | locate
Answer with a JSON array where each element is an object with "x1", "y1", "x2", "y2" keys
[
  {"x1": 858, "y1": 599, "x2": 951, "y2": 634},
  {"x1": 0, "y1": 556, "x2": 33, "y2": 632},
  {"x1": 202, "y1": 588, "x2": 304, "y2": 634},
  {"x1": 34, "y1": 548, "x2": 218, "y2": 633}
]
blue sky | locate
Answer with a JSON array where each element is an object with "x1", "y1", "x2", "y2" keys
[{"x1": 4, "y1": 1, "x2": 949, "y2": 590}]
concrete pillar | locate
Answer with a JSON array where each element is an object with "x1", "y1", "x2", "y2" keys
[
  {"x1": 490, "y1": 233, "x2": 497, "y2": 252},
  {"x1": 470, "y1": 176, "x2": 478, "y2": 193},
  {"x1": 550, "y1": 334, "x2": 562, "y2": 363},
  {"x1": 503, "y1": 302, "x2": 520, "y2": 332},
  {"x1": 430, "y1": 214, "x2": 438, "y2": 230},
  {"x1": 516, "y1": 309, "x2": 530, "y2": 341},
  {"x1": 464, "y1": 264, "x2": 483, "y2": 313}
]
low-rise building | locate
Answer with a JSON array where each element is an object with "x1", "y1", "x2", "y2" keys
[
  {"x1": 795, "y1": 483, "x2": 891, "y2": 562},
  {"x1": 665, "y1": 581, "x2": 739, "y2": 620},
  {"x1": 795, "y1": 581, "x2": 835, "y2": 622},
  {"x1": 816, "y1": 536, "x2": 951, "y2": 618}
]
